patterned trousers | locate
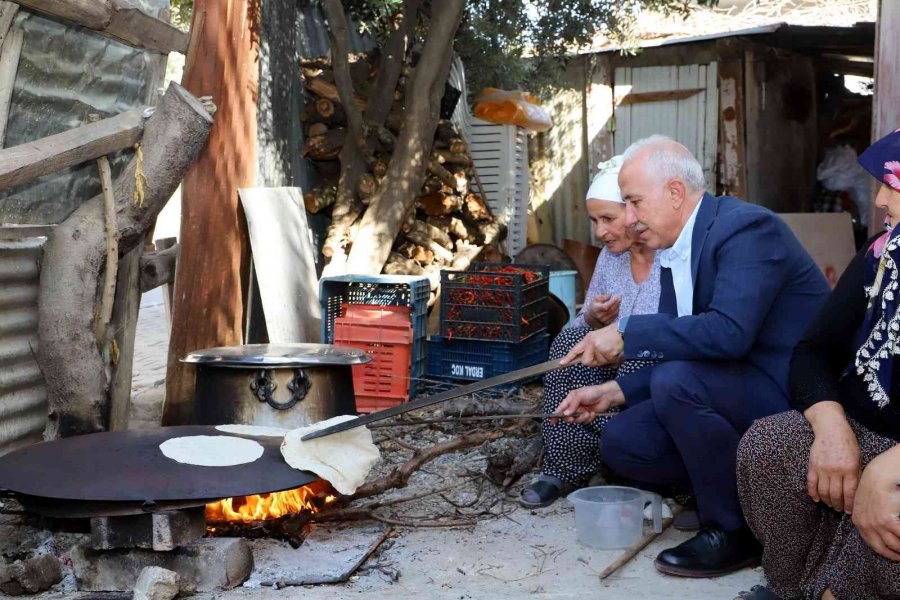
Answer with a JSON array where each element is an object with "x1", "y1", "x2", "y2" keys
[
  {"x1": 738, "y1": 410, "x2": 900, "y2": 600},
  {"x1": 540, "y1": 327, "x2": 654, "y2": 486}
]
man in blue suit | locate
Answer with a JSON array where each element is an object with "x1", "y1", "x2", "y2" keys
[{"x1": 557, "y1": 135, "x2": 831, "y2": 577}]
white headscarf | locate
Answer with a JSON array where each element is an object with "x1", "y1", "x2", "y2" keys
[{"x1": 586, "y1": 155, "x2": 624, "y2": 203}]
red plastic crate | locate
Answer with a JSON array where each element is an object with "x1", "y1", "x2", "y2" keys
[{"x1": 333, "y1": 304, "x2": 413, "y2": 413}]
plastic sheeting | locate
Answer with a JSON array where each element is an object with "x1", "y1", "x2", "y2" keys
[{"x1": 0, "y1": 0, "x2": 169, "y2": 224}]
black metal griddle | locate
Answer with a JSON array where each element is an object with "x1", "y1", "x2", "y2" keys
[{"x1": 0, "y1": 426, "x2": 318, "y2": 517}]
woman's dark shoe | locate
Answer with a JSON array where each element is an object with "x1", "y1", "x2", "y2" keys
[
  {"x1": 654, "y1": 527, "x2": 761, "y2": 578},
  {"x1": 519, "y1": 479, "x2": 572, "y2": 509},
  {"x1": 734, "y1": 585, "x2": 785, "y2": 600}
]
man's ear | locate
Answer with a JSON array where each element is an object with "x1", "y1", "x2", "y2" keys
[{"x1": 668, "y1": 178, "x2": 687, "y2": 209}]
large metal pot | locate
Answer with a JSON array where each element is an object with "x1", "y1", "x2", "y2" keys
[{"x1": 184, "y1": 343, "x2": 370, "y2": 429}]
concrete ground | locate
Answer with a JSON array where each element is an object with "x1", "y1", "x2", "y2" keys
[{"x1": 120, "y1": 296, "x2": 766, "y2": 599}]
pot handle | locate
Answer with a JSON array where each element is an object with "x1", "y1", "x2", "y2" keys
[{"x1": 642, "y1": 491, "x2": 663, "y2": 533}]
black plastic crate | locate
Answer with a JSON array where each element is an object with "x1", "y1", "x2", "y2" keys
[
  {"x1": 440, "y1": 264, "x2": 549, "y2": 342},
  {"x1": 425, "y1": 334, "x2": 549, "y2": 382}
]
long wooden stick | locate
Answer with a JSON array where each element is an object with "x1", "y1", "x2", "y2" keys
[
  {"x1": 0, "y1": 27, "x2": 23, "y2": 148},
  {"x1": 90, "y1": 115, "x2": 119, "y2": 349},
  {"x1": 598, "y1": 505, "x2": 684, "y2": 580},
  {"x1": 367, "y1": 412, "x2": 618, "y2": 427}
]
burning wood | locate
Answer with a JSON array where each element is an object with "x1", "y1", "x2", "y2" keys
[{"x1": 206, "y1": 480, "x2": 336, "y2": 524}]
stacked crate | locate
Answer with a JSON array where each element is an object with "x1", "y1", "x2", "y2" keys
[
  {"x1": 333, "y1": 304, "x2": 414, "y2": 413},
  {"x1": 427, "y1": 264, "x2": 550, "y2": 382},
  {"x1": 320, "y1": 274, "x2": 430, "y2": 402}
]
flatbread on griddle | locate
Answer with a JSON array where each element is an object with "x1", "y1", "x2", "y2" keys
[{"x1": 281, "y1": 415, "x2": 380, "y2": 495}]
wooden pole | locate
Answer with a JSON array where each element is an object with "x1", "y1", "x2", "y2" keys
[
  {"x1": 598, "y1": 506, "x2": 682, "y2": 580},
  {"x1": 107, "y1": 242, "x2": 143, "y2": 431},
  {"x1": 88, "y1": 114, "x2": 120, "y2": 352},
  {"x1": 0, "y1": 27, "x2": 23, "y2": 148},
  {"x1": 163, "y1": 0, "x2": 259, "y2": 425}
]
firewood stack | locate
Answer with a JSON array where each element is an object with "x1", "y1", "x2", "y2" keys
[{"x1": 299, "y1": 53, "x2": 507, "y2": 293}]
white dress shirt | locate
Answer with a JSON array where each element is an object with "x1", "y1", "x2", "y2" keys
[{"x1": 659, "y1": 198, "x2": 703, "y2": 317}]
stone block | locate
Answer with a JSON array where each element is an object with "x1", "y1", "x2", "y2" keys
[
  {"x1": 0, "y1": 554, "x2": 63, "y2": 595},
  {"x1": 133, "y1": 566, "x2": 180, "y2": 600},
  {"x1": 71, "y1": 537, "x2": 252, "y2": 592},
  {"x1": 91, "y1": 507, "x2": 205, "y2": 551}
]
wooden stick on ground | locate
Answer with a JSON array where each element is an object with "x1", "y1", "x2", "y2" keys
[
  {"x1": 598, "y1": 505, "x2": 684, "y2": 580},
  {"x1": 90, "y1": 115, "x2": 119, "y2": 349}
]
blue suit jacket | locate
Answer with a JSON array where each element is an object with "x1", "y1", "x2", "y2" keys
[{"x1": 617, "y1": 193, "x2": 831, "y2": 404}]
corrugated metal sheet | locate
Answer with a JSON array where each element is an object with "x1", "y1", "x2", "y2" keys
[
  {"x1": 613, "y1": 63, "x2": 719, "y2": 186},
  {"x1": 0, "y1": 1, "x2": 169, "y2": 225},
  {"x1": 0, "y1": 234, "x2": 47, "y2": 457}
]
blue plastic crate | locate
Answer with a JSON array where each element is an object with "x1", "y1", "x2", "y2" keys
[
  {"x1": 320, "y1": 274, "x2": 430, "y2": 396},
  {"x1": 425, "y1": 333, "x2": 549, "y2": 383}
]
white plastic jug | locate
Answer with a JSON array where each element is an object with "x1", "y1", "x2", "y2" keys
[{"x1": 567, "y1": 486, "x2": 663, "y2": 549}]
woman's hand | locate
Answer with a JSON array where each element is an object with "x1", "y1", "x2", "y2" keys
[
  {"x1": 552, "y1": 381, "x2": 625, "y2": 425},
  {"x1": 805, "y1": 401, "x2": 861, "y2": 513},
  {"x1": 585, "y1": 293, "x2": 621, "y2": 329},
  {"x1": 852, "y1": 445, "x2": 900, "y2": 562}
]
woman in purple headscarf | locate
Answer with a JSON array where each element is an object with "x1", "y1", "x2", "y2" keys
[{"x1": 735, "y1": 130, "x2": 900, "y2": 600}]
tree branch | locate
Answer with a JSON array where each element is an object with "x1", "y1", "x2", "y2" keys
[{"x1": 365, "y1": 0, "x2": 421, "y2": 126}]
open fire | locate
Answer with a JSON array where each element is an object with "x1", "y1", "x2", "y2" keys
[{"x1": 206, "y1": 480, "x2": 337, "y2": 523}]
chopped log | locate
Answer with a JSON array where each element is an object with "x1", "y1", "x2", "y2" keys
[
  {"x1": 428, "y1": 215, "x2": 470, "y2": 241},
  {"x1": 435, "y1": 120, "x2": 458, "y2": 143},
  {"x1": 357, "y1": 172, "x2": 378, "y2": 203},
  {"x1": 451, "y1": 242, "x2": 485, "y2": 272},
  {"x1": 372, "y1": 159, "x2": 388, "y2": 179},
  {"x1": 365, "y1": 122, "x2": 396, "y2": 151},
  {"x1": 449, "y1": 138, "x2": 467, "y2": 155},
  {"x1": 407, "y1": 228, "x2": 452, "y2": 263},
  {"x1": 304, "y1": 184, "x2": 338, "y2": 214},
  {"x1": 40, "y1": 84, "x2": 213, "y2": 436},
  {"x1": 418, "y1": 191, "x2": 459, "y2": 217},
  {"x1": 411, "y1": 219, "x2": 452, "y2": 250},
  {"x1": 307, "y1": 122, "x2": 329, "y2": 137},
  {"x1": 427, "y1": 160, "x2": 466, "y2": 194},
  {"x1": 463, "y1": 193, "x2": 492, "y2": 221},
  {"x1": 301, "y1": 127, "x2": 345, "y2": 160},
  {"x1": 0, "y1": 108, "x2": 145, "y2": 189},
  {"x1": 304, "y1": 75, "x2": 367, "y2": 110},
  {"x1": 384, "y1": 252, "x2": 425, "y2": 275},
  {"x1": 139, "y1": 242, "x2": 178, "y2": 292},
  {"x1": 400, "y1": 241, "x2": 433, "y2": 264},
  {"x1": 315, "y1": 97, "x2": 335, "y2": 118},
  {"x1": 16, "y1": 0, "x2": 189, "y2": 54},
  {"x1": 432, "y1": 149, "x2": 472, "y2": 166},
  {"x1": 467, "y1": 219, "x2": 507, "y2": 246}
]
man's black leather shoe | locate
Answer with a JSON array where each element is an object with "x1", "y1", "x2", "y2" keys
[{"x1": 654, "y1": 527, "x2": 760, "y2": 578}]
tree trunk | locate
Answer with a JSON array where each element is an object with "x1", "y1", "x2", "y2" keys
[
  {"x1": 345, "y1": 0, "x2": 466, "y2": 274},
  {"x1": 319, "y1": 0, "x2": 368, "y2": 275},
  {"x1": 38, "y1": 84, "x2": 212, "y2": 436},
  {"x1": 163, "y1": 0, "x2": 258, "y2": 426},
  {"x1": 365, "y1": 0, "x2": 421, "y2": 126}
]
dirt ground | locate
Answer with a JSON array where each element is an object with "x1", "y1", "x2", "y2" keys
[{"x1": 0, "y1": 297, "x2": 765, "y2": 599}]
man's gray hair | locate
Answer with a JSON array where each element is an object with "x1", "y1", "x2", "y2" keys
[{"x1": 622, "y1": 134, "x2": 706, "y2": 193}]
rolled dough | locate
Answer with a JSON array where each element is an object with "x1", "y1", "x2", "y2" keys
[
  {"x1": 159, "y1": 435, "x2": 264, "y2": 467},
  {"x1": 215, "y1": 424, "x2": 288, "y2": 437},
  {"x1": 281, "y1": 415, "x2": 380, "y2": 495}
]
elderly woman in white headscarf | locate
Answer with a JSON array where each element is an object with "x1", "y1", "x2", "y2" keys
[{"x1": 520, "y1": 156, "x2": 662, "y2": 508}]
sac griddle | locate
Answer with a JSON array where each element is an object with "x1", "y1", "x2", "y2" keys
[{"x1": 0, "y1": 426, "x2": 318, "y2": 517}]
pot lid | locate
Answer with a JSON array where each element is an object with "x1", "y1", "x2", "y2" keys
[{"x1": 182, "y1": 343, "x2": 371, "y2": 368}]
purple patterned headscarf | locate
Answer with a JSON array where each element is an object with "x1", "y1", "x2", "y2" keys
[{"x1": 851, "y1": 129, "x2": 900, "y2": 408}]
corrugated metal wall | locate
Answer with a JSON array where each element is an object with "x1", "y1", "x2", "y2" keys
[
  {"x1": 613, "y1": 63, "x2": 719, "y2": 188},
  {"x1": 0, "y1": 235, "x2": 47, "y2": 457}
]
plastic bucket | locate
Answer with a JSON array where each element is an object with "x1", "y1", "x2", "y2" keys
[
  {"x1": 549, "y1": 270, "x2": 577, "y2": 326},
  {"x1": 567, "y1": 486, "x2": 662, "y2": 549}
]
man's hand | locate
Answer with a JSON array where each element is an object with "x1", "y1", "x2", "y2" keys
[
  {"x1": 561, "y1": 324, "x2": 624, "y2": 367},
  {"x1": 852, "y1": 445, "x2": 900, "y2": 562},
  {"x1": 552, "y1": 381, "x2": 626, "y2": 425},
  {"x1": 805, "y1": 402, "x2": 862, "y2": 513},
  {"x1": 585, "y1": 293, "x2": 621, "y2": 329}
]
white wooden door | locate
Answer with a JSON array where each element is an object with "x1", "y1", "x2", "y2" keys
[{"x1": 613, "y1": 63, "x2": 718, "y2": 186}]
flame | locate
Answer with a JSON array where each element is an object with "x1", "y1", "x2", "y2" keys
[{"x1": 206, "y1": 481, "x2": 337, "y2": 523}]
